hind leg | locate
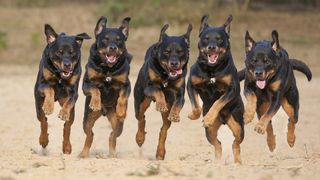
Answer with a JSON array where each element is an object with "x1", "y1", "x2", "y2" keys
[
  {"x1": 79, "y1": 97, "x2": 102, "y2": 158},
  {"x1": 156, "y1": 106, "x2": 172, "y2": 160},
  {"x1": 106, "y1": 109, "x2": 124, "y2": 157},
  {"x1": 205, "y1": 118, "x2": 222, "y2": 160},
  {"x1": 36, "y1": 97, "x2": 49, "y2": 148},
  {"x1": 227, "y1": 115, "x2": 243, "y2": 164},
  {"x1": 282, "y1": 89, "x2": 299, "y2": 147},
  {"x1": 58, "y1": 98, "x2": 75, "y2": 154},
  {"x1": 135, "y1": 98, "x2": 151, "y2": 147}
]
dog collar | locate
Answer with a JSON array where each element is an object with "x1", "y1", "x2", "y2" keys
[
  {"x1": 162, "y1": 80, "x2": 168, "y2": 88},
  {"x1": 106, "y1": 76, "x2": 112, "y2": 82}
]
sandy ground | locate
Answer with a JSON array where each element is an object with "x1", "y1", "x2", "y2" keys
[{"x1": 0, "y1": 64, "x2": 319, "y2": 180}]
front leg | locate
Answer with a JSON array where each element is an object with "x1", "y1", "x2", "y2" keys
[
  {"x1": 204, "y1": 74, "x2": 237, "y2": 127},
  {"x1": 187, "y1": 75, "x2": 202, "y2": 120},
  {"x1": 58, "y1": 89, "x2": 78, "y2": 121},
  {"x1": 168, "y1": 86, "x2": 185, "y2": 122},
  {"x1": 40, "y1": 86, "x2": 55, "y2": 115},
  {"x1": 243, "y1": 84, "x2": 257, "y2": 124},
  {"x1": 83, "y1": 79, "x2": 101, "y2": 111},
  {"x1": 144, "y1": 85, "x2": 168, "y2": 112},
  {"x1": 254, "y1": 91, "x2": 282, "y2": 134},
  {"x1": 116, "y1": 82, "x2": 131, "y2": 122}
]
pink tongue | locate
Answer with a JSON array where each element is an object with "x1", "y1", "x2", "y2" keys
[
  {"x1": 176, "y1": 69, "x2": 182, "y2": 75},
  {"x1": 107, "y1": 55, "x2": 116, "y2": 62},
  {"x1": 208, "y1": 54, "x2": 218, "y2": 63},
  {"x1": 256, "y1": 80, "x2": 266, "y2": 89}
]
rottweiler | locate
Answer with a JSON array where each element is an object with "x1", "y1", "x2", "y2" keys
[
  {"x1": 78, "y1": 16, "x2": 132, "y2": 158},
  {"x1": 34, "y1": 24, "x2": 90, "y2": 154},
  {"x1": 241, "y1": 30, "x2": 312, "y2": 152},
  {"x1": 134, "y1": 24, "x2": 192, "y2": 160},
  {"x1": 187, "y1": 15, "x2": 244, "y2": 164}
]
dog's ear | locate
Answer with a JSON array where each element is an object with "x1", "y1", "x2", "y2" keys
[
  {"x1": 94, "y1": 16, "x2": 107, "y2": 37},
  {"x1": 75, "y1": 33, "x2": 91, "y2": 47},
  {"x1": 223, "y1": 15, "x2": 233, "y2": 36},
  {"x1": 271, "y1": 30, "x2": 280, "y2": 52},
  {"x1": 157, "y1": 24, "x2": 169, "y2": 46},
  {"x1": 199, "y1": 15, "x2": 209, "y2": 37},
  {"x1": 183, "y1": 24, "x2": 193, "y2": 46},
  {"x1": 245, "y1": 31, "x2": 255, "y2": 54},
  {"x1": 44, "y1": 24, "x2": 58, "y2": 44},
  {"x1": 119, "y1": 17, "x2": 131, "y2": 40}
]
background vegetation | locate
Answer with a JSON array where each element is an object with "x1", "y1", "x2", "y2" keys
[{"x1": 0, "y1": 0, "x2": 319, "y2": 74}]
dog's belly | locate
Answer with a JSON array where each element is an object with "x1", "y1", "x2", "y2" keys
[{"x1": 100, "y1": 84, "x2": 119, "y2": 107}]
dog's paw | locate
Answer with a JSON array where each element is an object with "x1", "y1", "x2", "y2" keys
[
  {"x1": 63, "y1": 141, "x2": 72, "y2": 154},
  {"x1": 89, "y1": 97, "x2": 101, "y2": 111},
  {"x1": 168, "y1": 112, "x2": 180, "y2": 122},
  {"x1": 243, "y1": 112, "x2": 254, "y2": 124},
  {"x1": 156, "y1": 101, "x2": 168, "y2": 112},
  {"x1": 58, "y1": 108, "x2": 70, "y2": 121},
  {"x1": 188, "y1": 108, "x2": 202, "y2": 120},
  {"x1": 78, "y1": 151, "x2": 89, "y2": 159},
  {"x1": 203, "y1": 113, "x2": 217, "y2": 127},
  {"x1": 42, "y1": 101, "x2": 54, "y2": 115},
  {"x1": 287, "y1": 132, "x2": 296, "y2": 147},
  {"x1": 254, "y1": 122, "x2": 267, "y2": 134}
]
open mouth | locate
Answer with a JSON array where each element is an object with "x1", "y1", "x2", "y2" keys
[
  {"x1": 207, "y1": 52, "x2": 219, "y2": 64},
  {"x1": 61, "y1": 71, "x2": 73, "y2": 78},
  {"x1": 169, "y1": 68, "x2": 183, "y2": 78},
  {"x1": 256, "y1": 80, "x2": 266, "y2": 89},
  {"x1": 106, "y1": 52, "x2": 118, "y2": 63}
]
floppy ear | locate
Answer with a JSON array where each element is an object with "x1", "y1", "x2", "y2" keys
[
  {"x1": 223, "y1": 15, "x2": 233, "y2": 36},
  {"x1": 94, "y1": 16, "x2": 107, "y2": 37},
  {"x1": 75, "y1": 33, "x2": 91, "y2": 47},
  {"x1": 44, "y1": 24, "x2": 58, "y2": 44},
  {"x1": 119, "y1": 17, "x2": 131, "y2": 39},
  {"x1": 183, "y1": 24, "x2": 193, "y2": 46},
  {"x1": 157, "y1": 24, "x2": 169, "y2": 46},
  {"x1": 199, "y1": 15, "x2": 209, "y2": 36},
  {"x1": 245, "y1": 31, "x2": 255, "y2": 54},
  {"x1": 271, "y1": 30, "x2": 280, "y2": 52}
]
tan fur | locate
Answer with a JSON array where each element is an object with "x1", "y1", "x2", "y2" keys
[{"x1": 243, "y1": 92, "x2": 257, "y2": 124}]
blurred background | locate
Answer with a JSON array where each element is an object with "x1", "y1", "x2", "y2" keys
[{"x1": 0, "y1": 0, "x2": 319, "y2": 75}]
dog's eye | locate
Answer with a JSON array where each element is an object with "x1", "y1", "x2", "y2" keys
[
  {"x1": 264, "y1": 58, "x2": 271, "y2": 65},
  {"x1": 251, "y1": 59, "x2": 257, "y2": 64},
  {"x1": 56, "y1": 50, "x2": 63, "y2": 55},
  {"x1": 217, "y1": 39, "x2": 223, "y2": 44},
  {"x1": 163, "y1": 50, "x2": 170, "y2": 55}
]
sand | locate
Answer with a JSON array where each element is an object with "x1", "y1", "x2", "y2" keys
[{"x1": 0, "y1": 64, "x2": 319, "y2": 180}]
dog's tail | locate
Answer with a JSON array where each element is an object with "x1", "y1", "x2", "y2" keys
[
  {"x1": 289, "y1": 59, "x2": 312, "y2": 81},
  {"x1": 237, "y1": 68, "x2": 246, "y2": 82}
]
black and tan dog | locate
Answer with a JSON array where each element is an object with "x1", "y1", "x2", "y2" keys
[
  {"x1": 34, "y1": 24, "x2": 90, "y2": 154},
  {"x1": 134, "y1": 24, "x2": 192, "y2": 160},
  {"x1": 187, "y1": 15, "x2": 244, "y2": 163},
  {"x1": 78, "y1": 16, "x2": 132, "y2": 158},
  {"x1": 241, "y1": 30, "x2": 312, "y2": 152}
]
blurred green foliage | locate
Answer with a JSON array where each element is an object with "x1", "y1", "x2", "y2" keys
[
  {"x1": 31, "y1": 32, "x2": 41, "y2": 47},
  {"x1": 0, "y1": 31, "x2": 7, "y2": 50}
]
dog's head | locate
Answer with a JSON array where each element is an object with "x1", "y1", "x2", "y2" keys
[
  {"x1": 245, "y1": 30, "x2": 282, "y2": 89},
  {"x1": 45, "y1": 24, "x2": 90, "y2": 80},
  {"x1": 93, "y1": 16, "x2": 130, "y2": 67},
  {"x1": 198, "y1": 15, "x2": 232, "y2": 66},
  {"x1": 153, "y1": 24, "x2": 192, "y2": 79}
]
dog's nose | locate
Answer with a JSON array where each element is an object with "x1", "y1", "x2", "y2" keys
[
  {"x1": 108, "y1": 45, "x2": 117, "y2": 51},
  {"x1": 255, "y1": 71, "x2": 263, "y2": 76},
  {"x1": 63, "y1": 62, "x2": 72, "y2": 69},
  {"x1": 170, "y1": 61, "x2": 179, "y2": 68},
  {"x1": 208, "y1": 45, "x2": 216, "y2": 50}
]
